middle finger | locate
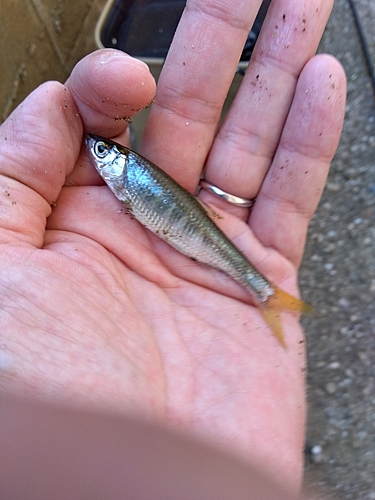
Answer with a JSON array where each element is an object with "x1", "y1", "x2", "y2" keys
[{"x1": 202, "y1": 0, "x2": 333, "y2": 210}]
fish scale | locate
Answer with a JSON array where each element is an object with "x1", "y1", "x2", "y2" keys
[
  {"x1": 85, "y1": 133, "x2": 312, "y2": 348},
  {"x1": 125, "y1": 153, "x2": 267, "y2": 296}
]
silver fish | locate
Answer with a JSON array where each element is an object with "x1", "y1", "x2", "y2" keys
[{"x1": 85, "y1": 134, "x2": 310, "y2": 347}]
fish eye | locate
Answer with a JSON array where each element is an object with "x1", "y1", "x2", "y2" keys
[{"x1": 94, "y1": 141, "x2": 108, "y2": 158}]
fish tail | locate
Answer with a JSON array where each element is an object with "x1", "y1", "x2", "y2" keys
[{"x1": 259, "y1": 286, "x2": 313, "y2": 348}]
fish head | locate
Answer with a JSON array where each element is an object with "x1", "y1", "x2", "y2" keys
[{"x1": 85, "y1": 134, "x2": 127, "y2": 182}]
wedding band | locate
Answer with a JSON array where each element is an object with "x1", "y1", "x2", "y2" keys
[{"x1": 199, "y1": 180, "x2": 255, "y2": 208}]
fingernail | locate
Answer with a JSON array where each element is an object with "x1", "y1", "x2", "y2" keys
[
  {"x1": 98, "y1": 50, "x2": 126, "y2": 64},
  {"x1": 98, "y1": 51, "x2": 148, "y2": 71}
]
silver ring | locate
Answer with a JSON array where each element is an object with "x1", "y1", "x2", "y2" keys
[{"x1": 199, "y1": 180, "x2": 255, "y2": 208}]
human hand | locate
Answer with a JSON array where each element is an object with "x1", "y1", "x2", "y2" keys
[{"x1": 0, "y1": 0, "x2": 345, "y2": 493}]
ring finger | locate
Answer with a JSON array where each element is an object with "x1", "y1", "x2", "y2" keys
[{"x1": 200, "y1": 0, "x2": 334, "y2": 217}]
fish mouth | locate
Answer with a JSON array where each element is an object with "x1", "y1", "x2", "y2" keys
[
  {"x1": 84, "y1": 133, "x2": 94, "y2": 151},
  {"x1": 85, "y1": 133, "x2": 100, "y2": 148}
]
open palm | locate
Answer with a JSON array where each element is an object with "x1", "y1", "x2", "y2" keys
[{"x1": 0, "y1": 0, "x2": 345, "y2": 491}]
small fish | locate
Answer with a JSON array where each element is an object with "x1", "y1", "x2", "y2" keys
[{"x1": 85, "y1": 134, "x2": 311, "y2": 347}]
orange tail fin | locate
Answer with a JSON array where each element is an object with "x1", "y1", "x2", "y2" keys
[{"x1": 259, "y1": 286, "x2": 313, "y2": 349}]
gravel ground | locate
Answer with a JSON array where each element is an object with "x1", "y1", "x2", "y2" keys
[{"x1": 301, "y1": 0, "x2": 375, "y2": 498}]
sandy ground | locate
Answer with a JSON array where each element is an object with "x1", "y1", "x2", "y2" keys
[{"x1": 1, "y1": 1, "x2": 374, "y2": 498}]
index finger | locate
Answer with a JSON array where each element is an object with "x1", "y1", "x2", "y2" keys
[{"x1": 141, "y1": 0, "x2": 264, "y2": 191}]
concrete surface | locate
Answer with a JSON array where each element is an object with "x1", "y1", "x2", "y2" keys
[
  {"x1": 1, "y1": 1, "x2": 374, "y2": 498},
  {"x1": 303, "y1": 1, "x2": 375, "y2": 498}
]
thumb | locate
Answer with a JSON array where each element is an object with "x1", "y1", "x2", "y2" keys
[{"x1": 0, "y1": 81, "x2": 82, "y2": 247}]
